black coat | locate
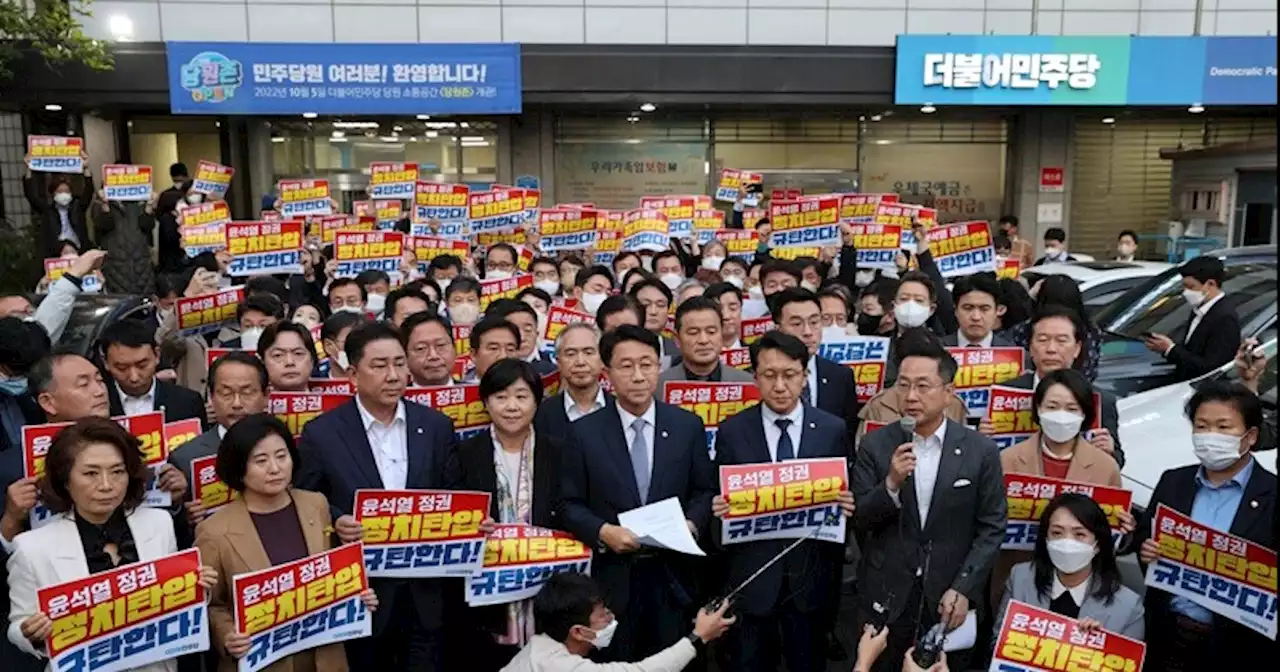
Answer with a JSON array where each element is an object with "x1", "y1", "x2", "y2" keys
[
  {"x1": 1166, "y1": 295, "x2": 1242, "y2": 382},
  {"x1": 106, "y1": 378, "x2": 209, "y2": 429},
  {"x1": 24, "y1": 174, "x2": 93, "y2": 257},
  {"x1": 95, "y1": 201, "x2": 156, "y2": 295}
]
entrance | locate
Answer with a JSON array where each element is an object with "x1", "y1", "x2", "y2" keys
[{"x1": 1235, "y1": 169, "x2": 1277, "y2": 246}]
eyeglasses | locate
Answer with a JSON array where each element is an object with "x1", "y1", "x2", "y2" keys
[
  {"x1": 613, "y1": 360, "x2": 659, "y2": 376},
  {"x1": 894, "y1": 379, "x2": 944, "y2": 395}
]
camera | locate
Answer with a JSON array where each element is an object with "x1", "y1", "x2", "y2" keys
[{"x1": 912, "y1": 622, "x2": 946, "y2": 668}]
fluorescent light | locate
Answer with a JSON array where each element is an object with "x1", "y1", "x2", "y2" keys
[
  {"x1": 626, "y1": 115, "x2": 640, "y2": 123},
  {"x1": 1101, "y1": 117, "x2": 1116, "y2": 124},
  {"x1": 875, "y1": 139, "x2": 892, "y2": 145},
  {"x1": 108, "y1": 14, "x2": 133, "y2": 41},
  {"x1": 703, "y1": 161, "x2": 710, "y2": 175},
  {"x1": 461, "y1": 136, "x2": 486, "y2": 142},
  {"x1": 870, "y1": 114, "x2": 882, "y2": 122},
  {"x1": 920, "y1": 103, "x2": 936, "y2": 114},
  {"x1": 425, "y1": 131, "x2": 439, "y2": 138},
  {"x1": 393, "y1": 125, "x2": 403, "y2": 132},
  {"x1": 461, "y1": 141, "x2": 489, "y2": 148},
  {"x1": 639, "y1": 103, "x2": 656, "y2": 112},
  {"x1": 416, "y1": 114, "x2": 431, "y2": 120},
  {"x1": 332, "y1": 121, "x2": 378, "y2": 129},
  {"x1": 409, "y1": 136, "x2": 419, "y2": 142},
  {"x1": 460, "y1": 122, "x2": 470, "y2": 128},
  {"x1": 425, "y1": 122, "x2": 457, "y2": 129},
  {"x1": 380, "y1": 137, "x2": 400, "y2": 143},
  {"x1": 329, "y1": 136, "x2": 348, "y2": 143},
  {"x1": 44, "y1": 104, "x2": 62, "y2": 112},
  {"x1": 271, "y1": 136, "x2": 285, "y2": 143},
  {"x1": 1189, "y1": 103, "x2": 1205, "y2": 114},
  {"x1": 302, "y1": 112, "x2": 318, "y2": 119},
  {"x1": 331, "y1": 130, "x2": 345, "y2": 138}
]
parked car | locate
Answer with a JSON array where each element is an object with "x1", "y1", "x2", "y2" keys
[
  {"x1": 1021, "y1": 260, "x2": 1172, "y2": 317},
  {"x1": 38, "y1": 293, "x2": 151, "y2": 357},
  {"x1": 1091, "y1": 245, "x2": 1277, "y2": 397},
  {"x1": 1118, "y1": 338, "x2": 1277, "y2": 511}
]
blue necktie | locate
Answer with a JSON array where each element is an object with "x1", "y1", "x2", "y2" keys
[
  {"x1": 775, "y1": 418, "x2": 795, "y2": 462},
  {"x1": 801, "y1": 381, "x2": 812, "y2": 407},
  {"x1": 630, "y1": 417, "x2": 651, "y2": 504}
]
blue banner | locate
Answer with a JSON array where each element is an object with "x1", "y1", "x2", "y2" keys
[
  {"x1": 896, "y1": 35, "x2": 1276, "y2": 106},
  {"x1": 166, "y1": 42, "x2": 521, "y2": 115}
]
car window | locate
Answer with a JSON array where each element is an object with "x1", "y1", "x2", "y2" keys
[
  {"x1": 1217, "y1": 340, "x2": 1277, "y2": 408},
  {"x1": 1081, "y1": 277, "x2": 1145, "y2": 315},
  {"x1": 1095, "y1": 263, "x2": 1277, "y2": 341},
  {"x1": 58, "y1": 301, "x2": 116, "y2": 356}
]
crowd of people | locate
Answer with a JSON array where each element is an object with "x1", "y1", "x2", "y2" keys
[{"x1": 0, "y1": 157, "x2": 1275, "y2": 672}]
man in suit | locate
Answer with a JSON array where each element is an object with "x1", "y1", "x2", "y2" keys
[
  {"x1": 1144, "y1": 255, "x2": 1241, "y2": 383},
  {"x1": 982, "y1": 306, "x2": 1124, "y2": 468},
  {"x1": 1132, "y1": 380, "x2": 1277, "y2": 669},
  {"x1": 942, "y1": 273, "x2": 1017, "y2": 349},
  {"x1": 295, "y1": 321, "x2": 460, "y2": 670},
  {"x1": 771, "y1": 288, "x2": 858, "y2": 434},
  {"x1": 559, "y1": 325, "x2": 716, "y2": 661},
  {"x1": 1033, "y1": 227, "x2": 1077, "y2": 266},
  {"x1": 488, "y1": 298, "x2": 557, "y2": 375},
  {"x1": 655, "y1": 296, "x2": 753, "y2": 401},
  {"x1": 711, "y1": 331, "x2": 855, "y2": 671},
  {"x1": 852, "y1": 337, "x2": 1005, "y2": 672},
  {"x1": 534, "y1": 321, "x2": 608, "y2": 445},
  {"x1": 465, "y1": 316, "x2": 519, "y2": 384},
  {"x1": 100, "y1": 318, "x2": 207, "y2": 426},
  {"x1": 629, "y1": 278, "x2": 683, "y2": 371},
  {"x1": 403, "y1": 311, "x2": 459, "y2": 387}
]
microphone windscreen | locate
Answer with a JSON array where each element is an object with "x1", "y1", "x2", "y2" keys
[{"x1": 899, "y1": 415, "x2": 916, "y2": 437}]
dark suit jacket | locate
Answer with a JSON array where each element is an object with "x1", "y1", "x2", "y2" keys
[
  {"x1": 1132, "y1": 462, "x2": 1277, "y2": 659},
  {"x1": 1166, "y1": 295, "x2": 1241, "y2": 382},
  {"x1": 558, "y1": 402, "x2": 716, "y2": 614},
  {"x1": 853, "y1": 419, "x2": 1006, "y2": 621},
  {"x1": 714, "y1": 404, "x2": 850, "y2": 617},
  {"x1": 1006, "y1": 371, "x2": 1124, "y2": 468},
  {"x1": 25, "y1": 174, "x2": 93, "y2": 257},
  {"x1": 940, "y1": 332, "x2": 1017, "y2": 348},
  {"x1": 815, "y1": 355, "x2": 860, "y2": 448},
  {"x1": 533, "y1": 391, "x2": 613, "y2": 448},
  {"x1": 294, "y1": 398, "x2": 458, "y2": 631},
  {"x1": 528, "y1": 352, "x2": 557, "y2": 376},
  {"x1": 0, "y1": 393, "x2": 46, "y2": 672},
  {"x1": 107, "y1": 378, "x2": 209, "y2": 429}
]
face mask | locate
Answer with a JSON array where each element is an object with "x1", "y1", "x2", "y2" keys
[
  {"x1": 1181, "y1": 289, "x2": 1206, "y2": 308},
  {"x1": 156, "y1": 307, "x2": 175, "y2": 324},
  {"x1": 562, "y1": 269, "x2": 578, "y2": 292},
  {"x1": 487, "y1": 269, "x2": 513, "y2": 281},
  {"x1": 449, "y1": 302, "x2": 480, "y2": 325},
  {"x1": 591, "y1": 618, "x2": 619, "y2": 649},
  {"x1": 893, "y1": 301, "x2": 931, "y2": 329},
  {"x1": 822, "y1": 325, "x2": 848, "y2": 341},
  {"x1": 1046, "y1": 247, "x2": 1065, "y2": 260},
  {"x1": 0, "y1": 376, "x2": 28, "y2": 396},
  {"x1": 365, "y1": 292, "x2": 387, "y2": 315},
  {"x1": 186, "y1": 193, "x2": 203, "y2": 205},
  {"x1": 240, "y1": 327, "x2": 264, "y2": 351},
  {"x1": 1192, "y1": 432, "x2": 1245, "y2": 471},
  {"x1": 747, "y1": 285, "x2": 764, "y2": 300},
  {"x1": 855, "y1": 270, "x2": 877, "y2": 288},
  {"x1": 335, "y1": 351, "x2": 350, "y2": 371},
  {"x1": 640, "y1": 256, "x2": 654, "y2": 272},
  {"x1": 801, "y1": 280, "x2": 819, "y2": 292},
  {"x1": 856, "y1": 312, "x2": 883, "y2": 336},
  {"x1": 724, "y1": 275, "x2": 744, "y2": 289},
  {"x1": 581, "y1": 291, "x2": 608, "y2": 316},
  {"x1": 1117, "y1": 244, "x2": 1136, "y2": 258},
  {"x1": 54, "y1": 192, "x2": 72, "y2": 207},
  {"x1": 1038, "y1": 409, "x2": 1084, "y2": 443},
  {"x1": 293, "y1": 315, "x2": 319, "y2": 330},
  {"x1": 659, "y1": 273, "x2": 683, "y2": 290},
  {"x1": 701, "y1": 256, "x2": 725, "y2": 271},
  {"x1": 535, "y1": 279, "x2": 560, "y2": 296},
  {"x1": 334, "y1": 305, "x2": 364, "y2": 315},
  {"x1": 435, "y1": 277, "x2": 453, "y2": 294},
  {"x1": 741, "y1": 297, "x2": 769, "y2": 319},
  {"x1": 1046, "y1": 538, "x2": 1097, "y2": 574}
]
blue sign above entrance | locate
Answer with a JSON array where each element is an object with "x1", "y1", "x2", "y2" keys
[{"x1": 166, "y1": 42, "x2": 522, "y2": 116}]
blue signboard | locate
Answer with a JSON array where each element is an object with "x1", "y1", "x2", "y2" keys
[
  {"x1": 895, "y1": 35, "x2": 1276, "y2": 106},
  {"x1": 166, "y1": 42, "x2": 521, "y2": 115}
]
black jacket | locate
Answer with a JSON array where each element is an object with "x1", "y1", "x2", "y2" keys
[
  {"x1": 1166, "y1": 294, "x2": 1242, "y2": 382},
  {"x1": 95, "y1": 201, "x2": 156, "y2": 295},
  {"x1": 24, "y1": 174, "x2": 93, "y2": 257},
  {"x1": 106, "y1": 378, "x2": 209, "y2": 429}
]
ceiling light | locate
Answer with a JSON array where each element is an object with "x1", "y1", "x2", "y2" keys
[
  {"x1": 1101, "y1": 117, "x2": 1116, "y2": 124},
  {"x1": 332, "y1": 121, "x2": 378, "y2": 129},
  {"x1": 416, "y1": 114, "x2": 431, "y2": 120},
  {"x1": 425, "y1": 131, "x2": 439, "y2": 138},
  {"x1": 44, "y1": 104, "x2": 62, "y2": 112},
  {"x1": 920, "y1": 103, "x2": 936, "y2": 114},
  {"x1": 870, "y1": 114, "x2": 882, "y2": 122},
  {"x1": 302, "y1": 112, "x2": 317, "y2": 119},
  {"x1": 393, "y1": 125, "x2": 403, "y2": 132},
  {"x1": 108, "y1": 14, "x2": 133, "y2": 41},
  {"x1": 460, "y1": 122, "x2": 470, "y2": 128},
  {"x1": 1189, "y1": 103, "x2": 1205, "y2": 114},
  {"x1": 858, "y1": 115, "x2": 866, "y2": 122},
  {"x1": 875, "y1": 139, "x2": 892, "y2": 145},
  {"x1": 462, "y1": 141, "x2": 489, "y2": 147},
  {"x1": 379, "y1": 136, "x2": 400, "y2": 143},
  {"x1": 409, "y1": 136, "x2": 418, "y2": 142},
  {"x1": 331, "y1": 130, "x2": 345, "y2": 138},
  {"x1": 425, "y1": 122, "x2": 457, "y2": 129},
  {"x1": 270, "y1": 136, "x2": 285, "y2": 143},
  {"x1": 461, "y1": 136, "x2": 486, "y2": 142},
  {"x1": 639, "y1": 103, "x2": 656, "y2": 112},
  {"x1": 329, "y1": 136, "x2": 348, "y2": 143},
  {"x1": 626, "y1": 115, "x2": 640, "y2": 123}
]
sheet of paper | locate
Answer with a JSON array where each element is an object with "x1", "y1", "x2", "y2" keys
[
  {"x1": 942, "y1": 612, "x2": 977, "y2": 652},
  {"x1": 618, "y1": 496, "x2": 706, "y2": 556}
]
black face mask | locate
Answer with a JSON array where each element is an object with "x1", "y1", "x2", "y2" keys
[{"x1": 856, "y1": 312, "x2": 883, "y2": 336}]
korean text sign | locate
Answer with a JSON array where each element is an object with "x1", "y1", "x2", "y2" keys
[
  {"x1": 716, "y1": 229, "x2": 759, "y2": 264},
  {"x1": 27, "y1": 136, "x2": 83, "y2": 173},
  {"x1": 466, "y1": 524, "x2": 592, "y2": 607},
  {"x1": 874, "y1": 202, "x2": 935, "y2": 249},
  {"x1": 232, "y1": 543, "x2": 371, "y2": 672},
  {"x1": 945, "y1": 346, "x2": 1024, "y2": 418},
  {"x1": 692, "y1": 209, "x2": 725, "y2": 245},
  {"x1": 478, "y1": 274, "x2": 534, "y2": 312},
  {"x1": 103, "y1": 164, "x2": 153, "y2": 202},
  {"x1": 39, "y1": 548, "x2": 209, "y2": 672},
  {"x1": 191, "y1": 160, "x2": 234, "y2": 200},
  {"x1": 43, "y1": 257, "x2": 103, "y2": 293},
  {"x1": 816, "y1": 335, "x2": 891, "y2": 403},
  {"x1": 317, "y1": 215, "x2": 375, "y2": 245},
  {"x1": 177, "y1": 286, "x2": 245, "y2": 337},
  {"x1": 163, "y1": 419, "x2": 203, "y2": 456},
  {"x1": 769, "y1": 196, "x2": 841, "y2": 249},
  {"x1": 719, "y1": 347, "x2": 751, "y2": 371},
  {"x1": 413, "y1": 182, "x2": 470, "y2": 226},
  {"x1": 410, "y1": 236, "x2": 470, "y2": 273},
  {"x1": 115, "y1": 412, "x2": 172, "y2": 508},
  {"x1": 543, "y1": 305, "x2": 593, "y2": 344},
  {"x1": 719, "y1": 458, "x2": 848, "y2": 546},
  {"x1": 168, "y1": 42, "x2": 523, "y2": 115},
  {"x1": 403, "y1": 385, "x2": 490, "y2": 441},
  {"x1": 926, "y1": 220, "x2": 996, "y2": 278},
  {"x1": 997, "y1": 256, "x2": 1021, "y2": 280},
  {"x1": 715, "y1": 169, "x2": 763, "y2": 206},
  {"x1": 986, "y1": 386, "x2": 1102, "y2": 450},
  {"x1": 538, "y1": 208, "x2": 599, "y2": 252},
  {"x1": 354, "y1": 489, "x2": 491, "y2": 578},
  {"x1": 740, "y1": 316, "x2": 776, "y2": 346},
  {"x1": 278, "y1": 179, "x2": 332, "y2": 218},
  {"x1": 191, "y1": 453, "x2": 239, "y2": 517},
  {"x1": 991, "y1": 600, "x2": 1146, "y2": 672},
  {"x1": 369, "y1": 162, "x2": 418, "y2": 200},
  {"x1": 1002, "y1": 474, "x2": 1132, "y2": 551},
  {"x1": 468, "y1": 188, "x2": 526, "y2": 234},
  {"x1": 226, "y1": 220, "x2": 303, "y2": 276},
  {"x1": 622, "y1": 209, "x2": 670, "y2": 253},
  {"x1": 839, "y1": 193, "x2": 898, "y2": 226},
  {"x1": 375, "y1": 200, "x2": 403, "y2": 230},
  {"x1": 663, "y1": 382, "x2": 761, "y2": 458},
  {"x1": 1144, "y1": 504, "x2": 1277, "y2": 639},
  {"x1": 640, "y1": 196, "x2": 697, "y2": 240},
  {"x1": 334, "y1": 231, "x2": 405, "y2": 279},
  {"x1": 846, "y1": 223, "x2": 902, "y2": 271},
  {"x1": 269, "y1": 392, "x2": 353, "y2": 438},
  {"x1": 180, "y1": 201, "x2": 232, "y2": 257}
]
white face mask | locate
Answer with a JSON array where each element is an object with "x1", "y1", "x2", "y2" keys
[
  {"x1": 640, "y1": 256, "x2": 654, "y2": 272},
  {"x1": 893, "y1": 300, "x2": 931, "y2": 329},
  {"x1": 746, "y1": 285, "x2": 764, "y2": 300},
  {"x1": 1046, "y1": 538, "x2": 1097, "y2": 574},
  {"x1": 581, "y1": 291, "x2": 608, "y2": 316},
  {"x1": 334, "y1": 305, "x2": 364, "y2": 315},
  {"x1": 800, "y1": 280, "x2": 819, "y2": 292},
  {"x1": 723, "y1": 275, "x2": 744, "y2": 289},
  {"x1": 659, "y1": 273, "x2": 683, "y2": 290},
  {"x1": 336, "y1": 351, "x2": 350, "y2": 371},
  {"x1": 1181, "y1": 288, "x2": 1206, "y2": 308},
  {"x1": 741, "y1": 297, "x2": 769, "y2": 319},
  {"x1": 186, "y1": 193, "x2": 203, "y2": 205},
  {"x1": 1046, "y1": 247, "x2": 1066, "y2": 260},
  {"x1": 1039, "y1": 409, "x2": 1084, "y2": 443},
  {"x1": 534, "y1": 279, "x2": 560, "y2": 296},
  {"x1": 487, "y1": 269, "x2": 513, "y2": 281},
  {"x1": 591, "y1": 618, "x2": 619, "y2": 649},
  {"x1": 449, "y1": 302, "x2": 480, "y2": 325},
  {"x1": 240, "y1": 327, "x2": 264, "y2": 351},
  {"x1": 1117, "y1": 243, "x2": 1136, "y2": 258},
  {"x1": 701, "y1": 256, "x2": 725, "y2": 271},
  {"x1": 435, "y1": 277, "x2": 453, "y2": 294},
  {"x1": 1192, "y1": 432, "x2": 1245, "y2": 471},
  {"x1": 855, "y1": 270, "x2": 877, "y2": 288},
  {"x1": 365, "y1": 292, "x2": 387, "y2": 315},
  {"x1": 54, "y1": 192, "x2": 73, "y2": 207},
  {"x1": 157, "y1": 306, "x2": 175, "y2": 323}
]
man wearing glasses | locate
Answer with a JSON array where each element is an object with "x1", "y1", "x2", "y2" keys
[{"x1": 772, "y1": 287, "x2": 859, "y2": 437}]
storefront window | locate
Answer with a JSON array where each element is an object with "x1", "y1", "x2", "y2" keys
[
  {"x1": 128, "y1": 117, "x2": 222, "y2": 181},
  {"x1": 554, "y1": 117, "x2": 710, "y2": 209},
  {"x1": 714, "y1": 118, "x2": 859, "y2": 171}
]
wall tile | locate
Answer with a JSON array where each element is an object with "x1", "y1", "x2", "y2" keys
[
  {"x1": 1062, "y1": 9, "x2": 1138, "y2": 34},
  {"x1": 668, "y1": 0, "x2": 746, "y2": 7},
  {"x1": 668, "y1": 8, "x2": 747, "y2": 44},
  {"x1": 1138, "y1": 10, "x2": 1196, "y2": 34},
  {"x1": 333, "y1": 6, "x2": 419, "y2": 41},
  {"x1": 985, "y1": 0, "x2": 1034, "y2": 9},
  {"x1": 248, "y1": 4, "x2": 335, "y2": 41},
  {"x1": 907, "y1": 9, "x2": 985, "y2": 33},
  {"x1": 910, "y1": 0, "x2": 985, "y2": 8},
  {"x1": 160, "y1": 3, "x2": 248, "y2": 41},
  {"x1": 1215, "y1": 10, "x2": 1278, "y2": 33},
  {"x1": 1035, "y1": 10, "x2": 1063, "y2": 34},
  {"x1": 828, "y1": 0, "x2": 906, "y2": 7},
  {"x1": 1141, "y1": 0, "x2": 1197, "y2": 8},
  {"x1": 585, "y1": 7, "x2": 666, "y2": 43},
  {"x1": 503, "y1": 6, "x2": 585, "y2": 42},
  {"x1": 747, "y1": 8, "x2": 825, "y2": 45},
  {"x1": 1216, "y1": 0, "x2": 1275, "y2": 10},
  {"x1": 750, "y1": 0, "x2": 827, "y2": 8},
  {"x1": 80, "y1": 1, "x2": 162, "y2": 42},
  {"x1": 419, "y1": 6, "x2": 503, "y2": 41},
  {"x1": 984, "y1": 10, "x2": 1033, "y2": 35},
  {"x1": 827, "y1": 8, "x2": 903, "y2": 46},
  {"x1": 1063, "y1": 0, "x2": 1138, "y2": 9}
]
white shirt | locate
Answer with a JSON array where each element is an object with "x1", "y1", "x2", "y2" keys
[
  {"x1": 617, "y1": 401, "x2": 657, "y2": 477},
  {"x1": 117, "y1": 379, "x2": 157, "y2": 418},
  {"x1": 887, "y1": 419, "x2": 947, "y2": 526},
  {"x1": 959, "y1": 332, "x2": 994, "y2": 348},
  {"x1": 1051, "y1": 573, "x2": 1089, "y2": 606},
  {"x1": 217, "y1": 424, "x2": 229, "y2": 440},
  {"x1": 761, "y1": 402, "x2": 804, "y2": 462},
  {"x1": 356, "y1": 397, "x2": 409, "y2": 489},
  {"x1": 564, "y1": 387, "x2": 607, "y2": 423},
  {"x1": 1186, "y1": 292, "x2": 1226, "y2": 342},
  {"x1": 726, "y1": 338, "x2": 743, "y2": 350},
  {"x1": 805, "y1": 355, "x2": 819, "y2": 405}
]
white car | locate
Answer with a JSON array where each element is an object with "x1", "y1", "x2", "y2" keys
[
  {"x1": 1020, "y1": 260, "x2": 1172, "y2": 317},
  {"x1": 1117, "y1": 338, "x2": 1277, "y2": 511}
]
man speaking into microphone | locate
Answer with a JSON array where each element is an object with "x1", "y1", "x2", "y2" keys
[{"x1": 851, "y1": 334, "x2": 1006, "y2": 672}]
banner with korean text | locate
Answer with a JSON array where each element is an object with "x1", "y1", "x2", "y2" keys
[
  {"x1": 410, "y1": 235, "x2": 469, "y2": 274},
  {"x1": 191, "y1": 160, "x2": 234, "y2": 200},
  {"x1": 103, "y1": 164, "x2": 153, "y2": 201},
  {"x1": 469, "y1": 188, "x2": 526, "y2": 235},
  {"x1": 309, "y1": 379, "x2": 354, "y2": 396},
  {"x1": 22, "y1": 422, "x2": 65, "y2": 529},
  {"x1": 354, "y1": 489, "x2": 490, "y2": 578},
  {"x1": 986, "y1": 386, "x2": 1035, "y2": 449},
  {"x1": 997, "y1": 257, "x2": 1021, "y2": 280},
  {"x1": 278, "y1": 179, "x2": 332, "y2": 218},
  {"x1": 769, "y1": 196, "x2": 841, "y2": 249},
  {"x1": 43, "y1": 257, "x2": 103, "y2": 293},
  {"x1": 641, "y1": 196, "x2": 697, "y2": 240},
  {"x1": 39, "y1": 548, "x2": 208, "y2": 672},
  {"x1": 927, "y1": 221, "x2": 996, "y2": 278},
  {"x1": 177, "y1": 286, "x2": 245, "y2": 337},
  {"x1": 374, "y1": 200, "x2": 403, "y2": 230},
  {"x1": 191, "y1": 453, "x2": 238, "y2": 518},
  {"x1": 465, "y1": 524, "x2": 592, "y2": 607},
  {"x1": 839, "y1": 193, "x2": 899, "y2": 226},
  {"x1": 316, "y1": 215, "x2": 372, "y2": 245},
  {"x1": 404, "y1": 385, "x2": 490, "y2": 441},
  {"x1": 1144, "y1": 504, "x2": 1277, "y2": 639},
  {"x1": 847, "y1": 223, "x2": 903, "y2": 271},
  {"x1": 27, "y1": 136, "x2": 83, "y2": 173},
  {"x1": 618, "y1": 208, "x2": 667, "y2": 253},
  {"x1": 875, "y1": 202, "x2": 935, "y2": 249},
  {"x1": 113, "y1": 411, "x2": 173, "y2": 508},
  {"x1": 539, "y1": 208, "x2": 599, "y2": 252},
  {"x1": 478, "y1": 274, "x2": 533, "y2": 312},
  {"x1": 369, "y1": 162, "x2": 418, "y2": 200},
  {"x1": 692, "y1": 209, "x2": 725, "y2": 245},
  {"x1": 180, "y1": 201, "x2": 232, "y2": 257},
  {"x1": 164, "y1": 418, "x2": 203, "y2": 454},
  {"x1": 521, "y1": 188, "x2": 541, "y2": 224},
  {"x1": 715, "y1": 169, "x2": 762, "y2": 206},
  {"x1": 1002, "y1": 474, "x2": 1132, "y2": 551},
  {"x1": 716, "y1": 229, "x2": 759, "y2": 264},
  {"x1": 232, "y1": 543, "x2": 371, "y2": 672},
  {"x1": 413, "y1": 182, "x2": 470, "y2": 232},
  {"x1": 334, "y1": 230, "x2": 404, "y2": 280},
  {"x1": 663, "y1": 382, "x2": 761, "y2": 459},
  {"x1": 817, "y1": 335, "x2": 891, "y2": 403},
  {"x1": 946, "y1": 346, "x2": 1024, "y2": 418},
  {"x1": 269, "y1": 392, "x2": 352, "y2": 437},
  {"x1": 720, "y1": 458, "x2": 848, "y2": 546},
  {"x1": 719, "y1": 347, "x2": 751, "y2": 371},
  {"x1": 544, "y1": 305, "x2": 593, "y2": 345},
  {"x1": 226, "y1": 221, "x2": 303, "y2": 276},
  {"x1": 740, "y1": 316, "x2": 776, "y2": 346},
  {"x1": 990, "y1": 600, "x2": 1146, "y2": 672}
]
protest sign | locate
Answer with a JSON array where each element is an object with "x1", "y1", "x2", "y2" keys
[
  {"x1": 771, "y1": 188, "x2": 802, "y2": 202},
  {"x1": 692, "y1": 209, "x2": 725, "y2": 245},
  {"x1": 741, "y1": 208, "x2": 768, "y2": 228},
  {"x1": 715, "y1": 169, "x2": 763, "y2": 206},
  {"x1": 769, "y1": 196, "x2": 841, "y2": 249},
  {"x1": 180, "y1": 201, "x2": 232, "y2": 257},
  {"x1": 410, "y1": 236, "x2": 470, "y2": 274},
  {"x1": 453, "y1": 324, "x2": 473, "y2": 359},
  {"x1": 21, "y1": 421, "x2": 66, "y2": 528},
  {"x1": 368, "y1": 162, "x2": 418, "y2": 200},
  {"x1": 226, "y1": 220, "x2": 303, "y2": 276},
  {"x1": 594, "y1": 227, "x2": 623, "y2": 267},
  {"x1": 543, "y1": 305, "x2": 593, "y2": 344},
  {"x1": 1003, "y1": 474, "x2": 1133, "y2": 551},
  {"x1": 334, "y1": 230, "x2": 405, "y2": 279},
  {"x1": 720, "y1": 458, "x2": 848, "y2": 545},
  {"x1": 986, "y1": 385, "x2": 1036, "y2": 449},
  {"x1": 233, "y1": 543, "x2": 371, "y2": 672},
  {"x1": 412, "y1": 182, "x2": 470, "y2": 230},
  {"x1": 663, "y1": 381, "x2": 761, "y2": 459},
  {"x1": 39, "y1": 548, "x2": 208, "y2": 672},
  {"x1": 838, "y1": 193, "x2": 898, "y2": 226},
  {"x1": 43, "y1": 257, "x2": 103, "y2": 293},
  {"x1": 716, "y1": 229, "x2": 759, "y2": 264},
  {"x1": 163, "y1": 418, "x2": 203, "y2": 454},
  {"x1": 206, "y1": 348, "x2": 239, "y2": 372},
  {"x1": 316, "y1": 215, "x2": 370, "y2": 245},
  {"x1": 404, "y1": 385, "x2": 490, "y2": 441},
  {"x1": 946, "y1": 346, "x2": 1025, "y2": 418},
  {"x1": 997, "y1": 256, "x2": 1022, "y2": 280},
  {"x1": 561, "y1": 202, "x2": 596, "y2": 209},
  {"x1": 309, "y1": 379, "x2": 354, "y2": 396},
  {"x1": 261, "y1": 211, "x2": 282, "y2": 224},
  {"x1": 874, "y1": 202, "x2": 936, "y2": 249},
  {"x1": 191, "y1": 160, "x2": 234, "y2": 200},
  {"x1": 926, "y1": 221, "x2": 996, "y2": 278},
  {"x1": 719, "y1": 347, "x2": 752, "y2": 371},
  {"x1": 1145, "y1": 504, "x2": 1277, "y2": 639},
  {"x1": 740, "y1": 316, "x2": 775, "y2": 346},
  {"x1": 817, "y1": 334, "x2": 891, "y2": 403},
  {"x1": 176, "y1": 286, "x2": 245, "y2": 337},
  {"x1": 465, "y1": 525, "x2": 592, "y2": 607},
  {"x1": 374, "y1": 200, "x2": 403, "y2": 230},
  {"x1": 522, "y1": 188, "x2": 541, "y2": 224},
  {"x1": 114, "y1": 411, "x2": 172, "y2": 508},
  {"x1": 27, "y1": 135, "x2": 83, "y2": 173},
  {"x1": 269, "y1": 392, "x2": 352, "y2": 437},
  {"x1": 846, "y1": 223, "x2": 903, "y2": 271},
  {"x1": 539, "y1": 208, "x2": 599, "y2": 252},
  {"x1": 769, "y1": 247, "x2": 822, "y2": 261},
  {"x1": 355, "y1": 489, "x2": 491, "y2": 578},
  {"x1": 479, "y1": 274, "x2": 533, "y2": 312},
  {"x1": 640, "y1": 196, "x2": 697, "y2": 240},
  {"x1": 353, "y1": 201, "x2": 374, "y2": 218},
  {"x1": 991, "y1": 600, "x2": 1146, "y2": 672},
  {"x1": 475, "y1": 227, "x2": 527, "y2": 250},
  {"x1": 468, "y1": 188, "x2": 526, "y2": 234},
  {"x1": 278, "y1": 179, "x2": 332, "y2": 218},
  {"x1": 191, "y1": 453, "x2": 238, "y2": 517},
  {"x1": 102, "y1": 164, "x2": 153, "y2": 201}
]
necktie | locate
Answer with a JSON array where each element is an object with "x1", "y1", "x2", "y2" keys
[
  {"x1": 775, "y1": 418, "x2": 795, "y2": 462},
  {"x1": 630, "y1": 417, "x2": 651, "y2": 504},
  {"x1": 801, "y1": 380, "x2": 812, "y2": 406}
]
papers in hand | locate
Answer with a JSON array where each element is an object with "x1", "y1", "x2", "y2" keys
[
  {"x1": 920, "y1": 611, "x2": 978, "y2": 653},
  {"x1": 618, "y1": 497, "x2": 706, "y2": 556}
]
